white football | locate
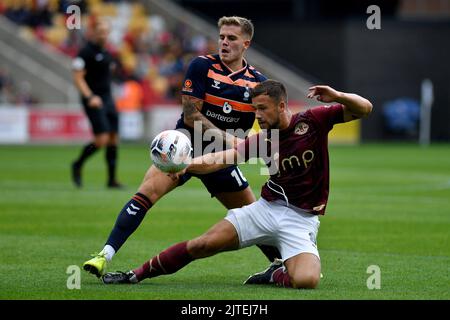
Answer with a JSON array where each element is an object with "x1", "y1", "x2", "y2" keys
[{"x1": 150, "y1": 130, "x2": 192, "y2": 173}]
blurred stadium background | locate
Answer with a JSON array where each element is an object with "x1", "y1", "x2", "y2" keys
[
  {"x1": 0, "y1": 0, "x2": 449, "y2": 300},
  {"x1": 2, "y1": 0, "x2": 449, "y2": 144}
]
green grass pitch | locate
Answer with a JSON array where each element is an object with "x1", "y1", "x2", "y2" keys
[{"x1": 0, "y1": 143, "x2": 449, "y2": 300}]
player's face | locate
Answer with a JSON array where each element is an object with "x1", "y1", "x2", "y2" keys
[
  {"x1": 218, "y1": 25, "x2": 250, "y2": 66},
  {"x1": 252, "y1": 94, "x2": 282, "y2": 130},
  {"x1": 95, "y1": 21, "x2": 110, "y2": 46}
]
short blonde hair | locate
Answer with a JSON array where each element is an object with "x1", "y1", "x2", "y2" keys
[{"x1": 217, "y1": 16, "x2": 254, "y2": 40}]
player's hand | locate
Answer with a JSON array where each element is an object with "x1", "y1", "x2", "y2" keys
[
  {"x1": 307, "y1": 85, "x2": 342, "y2": 103},
  {"x1": 88, "y1": 95, "x2": 103, "y2": 108},
  {"x1": 167, "y1": 167, "x2": 187, "y2": 181}
]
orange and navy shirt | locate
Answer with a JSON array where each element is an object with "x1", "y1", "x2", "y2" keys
[{"x1": 178, "y1": 54, "x2": 267, "y2": 133}]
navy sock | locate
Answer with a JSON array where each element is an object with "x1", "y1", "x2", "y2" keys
[
  {"x1": 75, "y1": 142, "x2": 98, "y2": 166},
  {"x1": 106, "y1": 145, "x2": 117, "y2": 184},
  {"x1": 257, "y1": 244, "x2": 282, "y2": 262},
  {"x1": 106, "y1": 192, "x2": 152, "y2": 252}
]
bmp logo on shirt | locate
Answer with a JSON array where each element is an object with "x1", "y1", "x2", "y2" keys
[{"x1": 212, "y1": 80, "x2": 221, "y2": 89}]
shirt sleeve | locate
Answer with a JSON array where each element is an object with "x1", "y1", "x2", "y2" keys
[
  {"x1": 255, "y1": 70, "x2": 268, "y2": 82},
  {"x1": 72, "y1": 48, "x2": 89, "y2": 71},
  {"x1": 236, "y1": 133, "x2": 260, "y2": 162},
  {"x1": 308, "y1": 104, "x2": 345, "y2": 132},
  {"x1": 181, "y1": 56, "x2": 210, "y2": 100}
]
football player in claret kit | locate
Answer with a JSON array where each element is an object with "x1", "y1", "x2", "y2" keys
[
  {"x1": 83, "y1": 16, "x2": 281, "y2": 277},
  {"x1": 102, "y1": 79, "x2": 373, "y2": 289}
]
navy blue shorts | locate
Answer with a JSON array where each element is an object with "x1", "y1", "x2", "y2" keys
[
  {"x1": 178, "y1": 165, "x2": 249, "y2": 197},
  {"x1": 82, "y1": 94, "x2": 118, "y2": 135},
  {"x1": 173, "y1": 120, "x2": 249, "y2": 196}
]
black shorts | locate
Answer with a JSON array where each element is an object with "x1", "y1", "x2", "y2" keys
[
  {"x1": 178, "y1": 165, "x2": 249, "y2": 197},
  {"x1": 173, "y1": 120, "x2": 250, "y2": 196},
  {"x1": 82, "y1": 94, "x2": 118, "y2": 135}
]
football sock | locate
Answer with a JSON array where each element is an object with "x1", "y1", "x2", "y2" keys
[
  {"x1": 257, "y1": 244, "x2": 282, "y2": 262},
  {"x1": 100, "y1": 244, "x2": 116, "y2": 262},
  {"x1": 133, "y1": 241, "x2": 193, "y2": 281},
  {"x1": 75, "y1": 142, "x2": 98, "y2": 166},
  {"x1": 105, "y1": 192, "x2": 152, "y2": 254},
  {"x1": 272, "y1": 267, "x2": 292, "y2": 288},
  {"x1": 106, "y1": 145, "x2": 117, "y2": 184}
]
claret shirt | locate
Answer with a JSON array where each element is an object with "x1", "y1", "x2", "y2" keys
[{"x1": 237, "y1": 104, "x2": 345, "y2": 215}]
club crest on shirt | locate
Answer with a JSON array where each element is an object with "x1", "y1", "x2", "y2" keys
[
  {"x1": 183, "y1": 79, "x2": 193, "y2": 93},
  {"x1": 95, "y1": 53, "x2": 104, "y2": 61},
  {"x1": 295, "y1": 122, "x2": 309, "y2": 135}
]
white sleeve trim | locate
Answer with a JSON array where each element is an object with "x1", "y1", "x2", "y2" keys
[{"x1": 72, "y1": 57, "x2": 85, "y2": 70}]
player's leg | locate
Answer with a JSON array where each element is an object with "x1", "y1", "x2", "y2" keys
[
  {"x1": 71, "y1": 105, "x2": 109, "y2": 188},
  {"x1": 282, "y1": 253, "x2": 321, "y2": 289},
  {"x1": 102, "y1": 219, "x2": 239, "y2": 284},
  {"x1": 71, "y1": 133, "x2": 109, "y2": 187},
  {"x1": 83, "y1": 165, "x2": 181, "y2": 277},
  {"x1": 206, "y1": 166, "x2": 282, "y2": 262},
  {"x1": 187, "y1": 218, "x2": 240, "y2": 258},
  {"x1": 105, "y1": 131, "x2": 123, "y2": 188},
  {"x1": 244, "y1": 204, "x2": 321, "y2": 288},
  {"x1": 104, "y1": 100, "x2": 122, "y2": 188},
  {"x1": 244, "y1": 252, "x2": 320, "y2": 289}
]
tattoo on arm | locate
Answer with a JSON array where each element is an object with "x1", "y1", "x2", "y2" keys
[
  {"x1": 182, "y1": 95, "x2": 234, "y2": 146},
  {"x1": 182, "y1": 95, "x2": 203, "y2": 123}
]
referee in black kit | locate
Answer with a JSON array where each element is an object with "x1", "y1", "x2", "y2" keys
[{"x1": 71, "y1": 18, "x2": 123, "y2": 189}]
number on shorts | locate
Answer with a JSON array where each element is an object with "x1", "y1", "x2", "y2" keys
[{"x1": 231, "y1": 168, "x2": 247, "y2": 187}]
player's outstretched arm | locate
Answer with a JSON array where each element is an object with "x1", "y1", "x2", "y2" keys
[
  {"x1": 182, "y1": 95, "x2": 240, "y2": 148},
  {"x1": 167, "y1": 148, "x2": 239, "y2": 180},
  {"x1": 187, "y1": 148, "x2": 239, "y2": 175},
  {"x1": 308, "y1": 85, "x2": 373, "y2": 122}
]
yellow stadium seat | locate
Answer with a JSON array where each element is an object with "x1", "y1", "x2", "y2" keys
[
  {"x1": 24, "y1": 0, "x2": 32, "y2": 10},
  {"x1": 18, "y1": 26, "x2": 36, "y2": 42},
  {"x1": 87, "y1": 0, "x2": 101, "y2": 8},
  {"x1": 52, "y1": 13, "x2": 66, "y2": 27},
  {"x1": 45, "y1": 26, "x2": 68, "y2": 46},
  {"x1": 48, "y1": 0, "x2": 59, "y2": 12},
  {"x1": 131, "y1": 3, "x2": 146, "y2": 18},
  {"x1": 96, "y1": 3, "x2": 117, "y2": 17}
]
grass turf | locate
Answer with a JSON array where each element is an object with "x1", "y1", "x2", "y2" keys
[{"x1": 0, "y1": 143, "x2": 449, "y2": 300}]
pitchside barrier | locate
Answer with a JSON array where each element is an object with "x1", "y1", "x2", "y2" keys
[{"x1": 0, "y1": 105, "x2": 360, "y2": 144}]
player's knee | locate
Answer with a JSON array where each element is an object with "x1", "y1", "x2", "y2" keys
[
  {"x1": 94, "y1": 135, "x2": 109, "y2": 148},
  {"x1": 291, "y1": 271, "x2": 320, "y2": 289},
  {"x1": 138, "y1": 179, "x2": 160, "y2": 203},
  {"x1": 142, "y1": 188, "x2": 160, "y2": 204},
  {"x1": 108, "y1": 133, "x2": 119, "y2": 145},
  {"x1": 138, "y1": 167, "x2": 174, "y2": 203}
]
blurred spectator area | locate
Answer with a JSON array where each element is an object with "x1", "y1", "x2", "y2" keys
[
  {"x1": 0, "y1": 0, "x2": 218, "y2": 109},
  {"x1": 0, "y1": 64, "x2": 39, "y2": 106}
]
